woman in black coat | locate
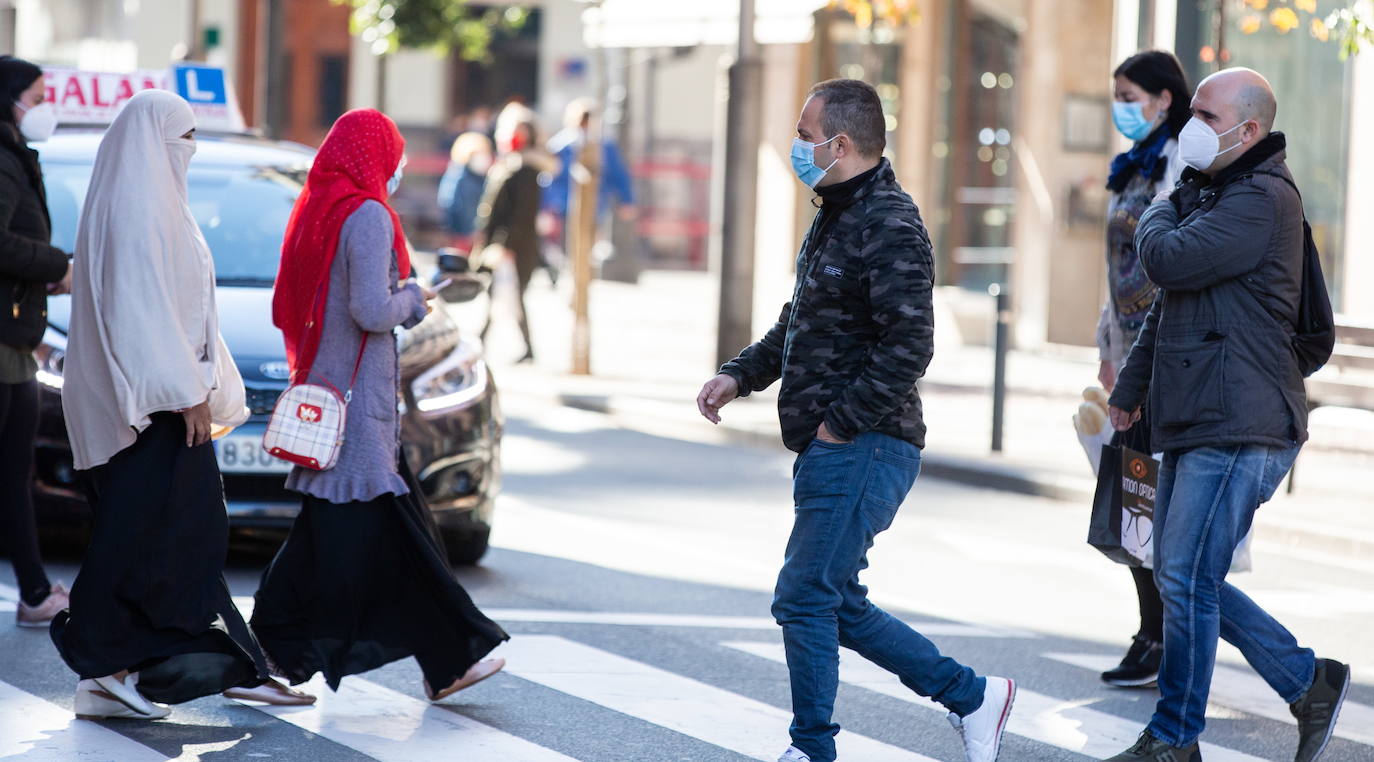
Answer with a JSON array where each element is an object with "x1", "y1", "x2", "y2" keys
[{"x1": 0, "y1": 56, "x2": 72, "y2": 627}]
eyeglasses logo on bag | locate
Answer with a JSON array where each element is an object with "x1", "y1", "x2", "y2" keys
[{"x1": 296, "y1": 403, "x2": 323, "y2": 423}]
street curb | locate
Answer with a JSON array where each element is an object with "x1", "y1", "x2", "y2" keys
[
  {"x1": 558, "y1": 392, "x2": 1096, "y2": 502},
  {"x1": 548, "y1": 390, "x2": 1374, "y2": 564}
]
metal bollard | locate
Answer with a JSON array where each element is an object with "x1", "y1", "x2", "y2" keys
[{"x1": 990, "y1": 283, "x2": 1009, "y2": 452}]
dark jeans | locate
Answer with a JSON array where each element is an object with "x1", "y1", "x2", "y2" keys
[
  {"x1": 0, "y1": 379, "x2": 49, "y2": 606},
  {"x1": 1148, "y1": 443, "x2": 1314, "y2": 746},
  {"x1": 772, "y1": 432, "x2": 984, "y2": 762}
]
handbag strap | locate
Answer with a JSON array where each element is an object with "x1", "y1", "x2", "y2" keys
[
  {"x1": 291, "y1": 281, "x2": 370, "y2": 405},
  {"x1": 342, "y1": 335, "x2": 368, "y2": 404}
]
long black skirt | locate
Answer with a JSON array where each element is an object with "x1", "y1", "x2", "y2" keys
[
  {"x1": 250, "y1": 460, "x2": 508, "y2": 691},
  {"x1": 51, "y1": 414, "x2": 268, "y2": 704}
]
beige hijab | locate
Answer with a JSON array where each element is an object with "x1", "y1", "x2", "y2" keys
[{"x1": 62, "y1": 89, "x2": 247, "y2": 470}]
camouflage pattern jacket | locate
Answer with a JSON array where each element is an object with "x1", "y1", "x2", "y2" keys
[{"x1": 720, "y1": 159, "x2": 935, "y2": 453}]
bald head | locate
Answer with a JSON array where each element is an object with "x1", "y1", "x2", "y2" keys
[
  {"x1": 1199, "y1": 68, "x2": 1276, "y2": 134},
  {"x1": 1186, "y1": 67, "x2": 1276, "y2": 173}
]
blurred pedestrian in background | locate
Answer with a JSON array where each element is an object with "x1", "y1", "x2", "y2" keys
[
  {"x1": 54, "y1": 89, "x2": 305, "y2": 720},
  {"x1": 257, "y1": 108, "x2": 508, "y2": 702},
  {"x1": 436, "y1": 131, "x2": 494, "y2": 253},
  {"x1": 699, "y1": 79, "x2": 1015, "y2": 762},
  {"x1": 475, "y1": 102, "x2": 552, "y2": 363},
  {"x1": 440, "y1": 105, "x2": 495, "y2": 157},
  {"x1": 1094, "y1": 50, "x2": 1190, "y2": 690},
  {"x1": 542, "y1": 98, "x2": 635, "y2": 263},
  {"x1": 1105, "y1": 68, "x2": 1348, "y2": 762},
  {"x1": 0, "y1": 55, "x2": 72, "y2": 628}
]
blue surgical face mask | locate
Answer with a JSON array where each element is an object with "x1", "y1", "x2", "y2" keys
[
  {"x1": 790, "y1": 135, "x2": 839, "y2": 188},
  {"x1": 1112, "y1": 101, "x2": 1157, "y2": 142},
  {"x1": 387, "y1": 166, "x2": 403, "y2": 196}
]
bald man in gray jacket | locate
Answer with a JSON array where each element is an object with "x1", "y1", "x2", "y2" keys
[{"x1": 1104, "y1": 68, "x2": 1348, "y2": 762}]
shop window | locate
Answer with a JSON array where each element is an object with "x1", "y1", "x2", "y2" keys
[
  {"x1": 318, "y1": 55, "x2": 348, "y2": 129},
  {"x1": 935, "y1": 8, "x2": 1019, "y2": 292}
]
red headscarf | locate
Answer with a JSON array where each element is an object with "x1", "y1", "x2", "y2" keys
[{"x1": 273, "y1": 109, "x2": 411, "y2": 376}]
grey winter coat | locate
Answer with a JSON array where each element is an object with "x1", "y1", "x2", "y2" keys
[
  {"x1": 284, "y1": 201, "x2": 427, "y2": 503},
  {"x1": 1108, "y1": 134, "x2": 1308, "y2": 452}
]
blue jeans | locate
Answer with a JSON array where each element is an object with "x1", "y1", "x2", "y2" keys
[
  {"x1": 772, "y1": 432, "x2": 984, "y2": 762},
  {"x1": 1148, "y1": 443, "x2": 1315, "y2": 747}
]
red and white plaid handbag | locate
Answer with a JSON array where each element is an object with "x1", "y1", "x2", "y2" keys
[{"x1": 262, "y1": 336, "x2": 368, "y2": 471}]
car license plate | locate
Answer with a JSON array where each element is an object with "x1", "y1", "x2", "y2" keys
[{"x1": 216, "y1": 434, "x2": 292, "y2": 474}]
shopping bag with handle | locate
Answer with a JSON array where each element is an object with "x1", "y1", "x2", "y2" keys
[{"x1": 1088, "y1": 436, "x2": 1158, "y2": 567}]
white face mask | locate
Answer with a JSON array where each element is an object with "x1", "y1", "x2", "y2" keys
[
  {"x1": 167, "y1": 138, "x2": 196, "y2": 180},
  {"x1": 16, "y1": 100, "x2": 57, "y2": 143},
  {"x1": 1177, "y1": 117, "x2": 1247, "y2": 171},
  {"x1": 387, "y1": 166, "x2": 403, "y2": 196}
]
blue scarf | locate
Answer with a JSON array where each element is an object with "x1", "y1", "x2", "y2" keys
[{"x1": 1106, "y1": 125, "x2": 1172, "y2": 193}]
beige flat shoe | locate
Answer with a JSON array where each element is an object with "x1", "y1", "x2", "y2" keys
[
  {"x1": 16, "y1": 582, "x2": 69, "y2": 628},
  {"x1": 223, "y1": 678, "x2": 316, "y2": 706},
  {"x1": 425, "y1": 658, "x2": 505, "y2": 702}
]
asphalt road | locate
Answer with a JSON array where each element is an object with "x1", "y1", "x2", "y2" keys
[{"x1": 2, "y1": 392, "x2": 1371, "y2": 761}]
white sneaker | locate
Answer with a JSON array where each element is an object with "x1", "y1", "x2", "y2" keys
[
  {"x1": 777, "y1": 746, "x2": 811, "y2": 762},
  {"x1": 75, "y1": 679, "x2": 170, "y2": 720},
  {"x1": 947, "y1": 676, "x2": 1016, "y2": 762}
]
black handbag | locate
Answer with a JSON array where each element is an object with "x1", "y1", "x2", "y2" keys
[{"x1": 1087, "y1": 408, "x2": 1157, "y2": 567}]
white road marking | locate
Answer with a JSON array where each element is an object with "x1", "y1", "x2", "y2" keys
[
  {"x1": 494, "y1": 635, "x2": 937, "y2": 761},
  {"x1": 0, "y1": 581, "x2": 18, "y2": 600},
  {"x1": 724, "y1": 642, "x2": 1270, "y2": 762},
  {"x1": 1046, "y1": 652, "x2": 1374, "y2": 748},
  {"x1": 482, "y1": 608, "x2": 1034, "y2": 638},
  {"x1": 234, "y1": 598, "x2": 1028, "y2": 639},
  {"x1": 0, "y1": 679, "x2": 168, "y2": 761},
  {"x1": 238, "y1": 673, "x2": 576, "y2": 761}
]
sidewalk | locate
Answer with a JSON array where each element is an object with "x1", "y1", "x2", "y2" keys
[{"x1": 472, "y1": 269, "x2": 1374, "y2": 563}]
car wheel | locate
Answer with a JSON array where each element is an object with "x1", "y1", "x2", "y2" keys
[{"x1": 442, "y1": 525, "x2": 491, "y2": 566}]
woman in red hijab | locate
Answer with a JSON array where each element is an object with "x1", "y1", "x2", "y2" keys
[{"x1": 253, "y1": 109, "x2": 508, "y2": 700}]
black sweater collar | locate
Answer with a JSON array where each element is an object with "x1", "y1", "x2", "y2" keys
[{"x1": 815, "y1": 162, "x2": 882, "y2": 207}]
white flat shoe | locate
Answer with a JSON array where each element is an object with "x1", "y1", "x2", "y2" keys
[
  {"x1": 91, "y1": 674, "x2": 159, "y2": 717},
  {"x1": 75, "y1": 679, "x2": 170, "y2": 720}
]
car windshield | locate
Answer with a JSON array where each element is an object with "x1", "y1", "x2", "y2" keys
[{"x1": 42, "y1": 161, "x2": 305, "y2": 286}]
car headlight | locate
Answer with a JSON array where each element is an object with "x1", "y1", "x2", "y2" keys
[
  {"x1": 33, "y1": 328, "x2": 66, "y2": 390},
  {"x1": 411, "y1": 338, "x2": 488, "y2": 415}
]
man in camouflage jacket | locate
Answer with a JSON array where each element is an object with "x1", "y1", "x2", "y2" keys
[{"x1": 697, "y1": 79, "x2": 1014, "y2": 762}]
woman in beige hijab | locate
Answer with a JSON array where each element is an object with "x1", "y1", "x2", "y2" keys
[{"x1": 52, "y1": 89, "x2": 310, "y2": 719}]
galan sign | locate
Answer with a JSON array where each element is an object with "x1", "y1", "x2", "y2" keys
[{"x1": 41, "y1": 64, "x2": 247, "y2": 133}]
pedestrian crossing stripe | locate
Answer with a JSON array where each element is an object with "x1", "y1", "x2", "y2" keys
[
  {"x1": 1044, "y1": 652, "x2": 1374, "y2": 748},
  {"x1": 0, "y1": 680, "x2": 167, "y2": 761},
  {"x1": 482, "y1": 609, "x2": 1035, "y2": 638},
  {"x1": 231, "y1": 598, "x2": 1033, "y2": 639},
  {"x1": 240, "y1": 673, "x2": 576, "y2": 761},
  {"x1": 2, "y1": 632, "x2": 1367, "y2": 761},
  {"x1": 723, "y1": 642, "x2": 1271, "y2": 762},
  {"x1": 494, "y1": 635, "x2": 938, "y2": 761}
]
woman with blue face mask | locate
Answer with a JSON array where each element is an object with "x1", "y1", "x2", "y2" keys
[{"x1": 1092, "y1": 50, "x2": 1192, "y2": 691}]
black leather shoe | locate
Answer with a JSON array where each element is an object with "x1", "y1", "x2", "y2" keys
[
  {"x1": 1101, "y1": 635, "x2": 1163, "y2": 688},
  {"x1": 1291, "y1": 658, "x2": 1350, "y2": 762},
  {"x1": 1103, "y1": 730, "x2": 1201, "y2": 762}
]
